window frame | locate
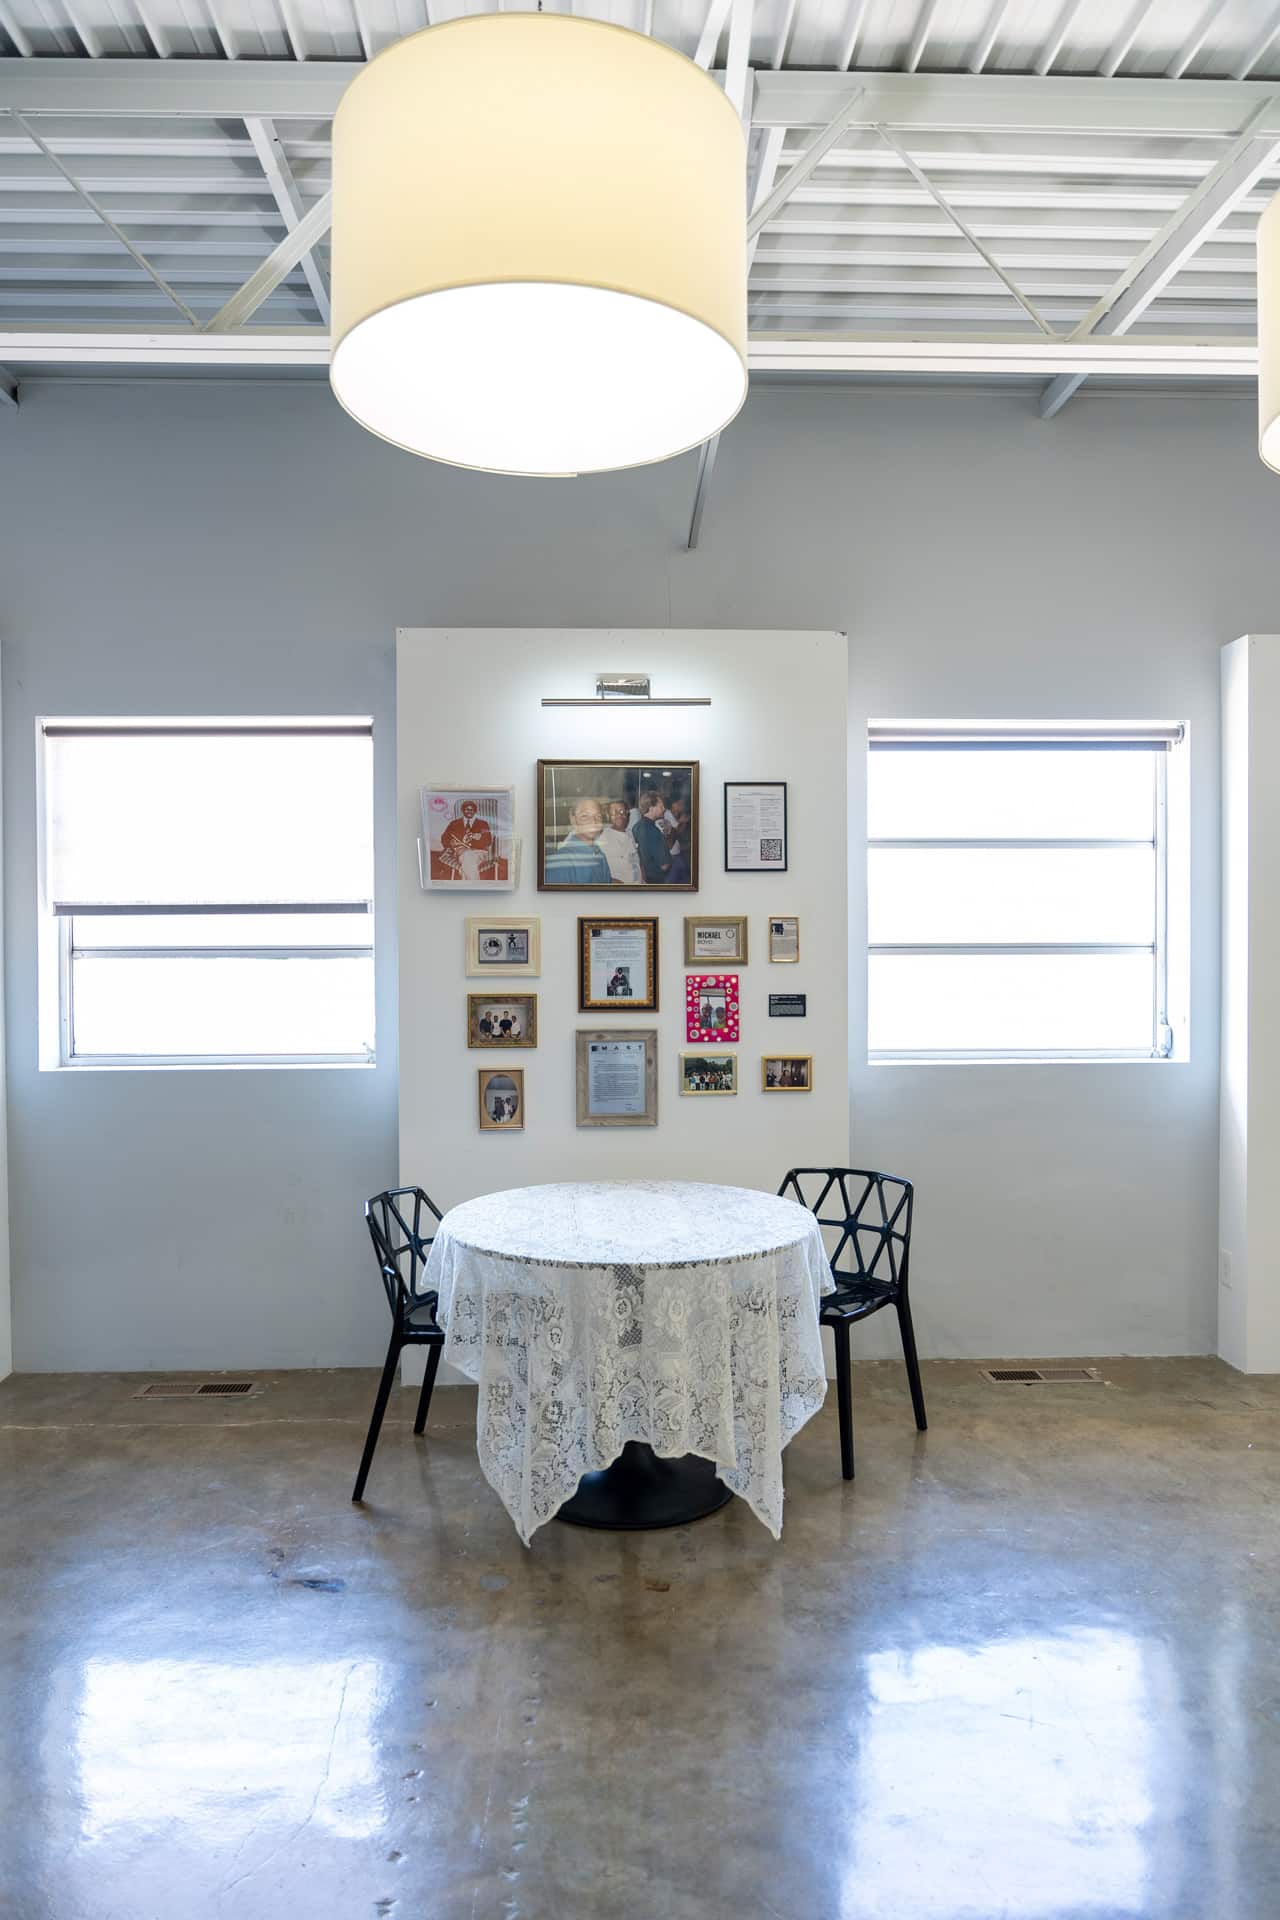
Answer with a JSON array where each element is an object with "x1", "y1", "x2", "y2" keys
[
  {"x1": 37, "y1": 718, "x2": 377, "y2": 1073},
  {"x1": 865, "y1": 722, "x2": 1188, "y2": 1067}
]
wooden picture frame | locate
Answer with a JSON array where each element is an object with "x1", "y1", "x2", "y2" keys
[
  {"x1": 724, "y1": 782, "x2": 789, "y2": 874},
  {"x1": 538, "y1": 760, "x2": 699, "y2": 890},
  {"x1": 468, "y1": 992, "x2": 538, "y2": 1048},
  {"x1": 762, "y1": 1054, "x2": 813, "y2": 1092},
  {"x1": 578, "y1": 916, "x2": 659, "y2": 1012},
  {"x1": 768, "y1": 915, "x2": 800, "y2": 963},
  {"x1": 683, "y1": 914, "x2": 748, "y2": 965},
  {"x1": 576, "y1": 1029, "x2": 658, "y2": 1127},
  {"x1": 479, "y1": 1067, "x2": 525, "y2": 1130},
  {"x1": 680, "y1": 1051, "x2": 738, "y2": 1096},
  {"x1": 685, "y1": 973, "x2": 740, "y2": 1045},
  {"x1": 465, "y1": 917, "x2": 541, "y2": 977}
]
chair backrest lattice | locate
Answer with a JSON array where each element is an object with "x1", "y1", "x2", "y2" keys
[
  {"x1": 364, "y1": 1186, "x2": 443, "y2": 1322},
  {"x1": 779, "y1": 1167, "x2": 914, "y2": 1294}
]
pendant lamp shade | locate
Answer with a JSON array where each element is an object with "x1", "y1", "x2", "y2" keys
[
  {"x1": 1260, "y1": 194, "x2": 1280, "y2": 471},
  {"x1": 329, "y1": 16, "x2": 748, "y2": 476}
]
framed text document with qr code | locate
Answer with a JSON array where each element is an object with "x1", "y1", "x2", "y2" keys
[{"x1": 723, "y1": 782, "x2": 789, "y2": 873}]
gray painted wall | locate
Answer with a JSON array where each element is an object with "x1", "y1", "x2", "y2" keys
[{"x1": 1, "y1": 375, "x2": 1273, "y2": 1369}]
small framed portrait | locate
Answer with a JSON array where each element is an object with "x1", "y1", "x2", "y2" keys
[
  {"x1": 686, "y1": 973, "x2": 740, "y2": 1044},
  {"x1": 684, "y1": 915, "x2": 748, "y2": 965},
  {"x1": 479, "y1": 1067, "x2": 525, "y2": 1130},
  {"x1": 578, "y1": 917, "x2": 659, "y2": 1012},
  {"x1": 724, "y1": 782, "x2": 788, "y2": 873},
  {"x1": 421, "y1": 785, "x2": 515, "y2": 889},
  {"x1": 465, "y1": 917, "x2": 541, "y2": 977},
  {"x1": 768, "y1": 915, "x2": 799, "y2": 963},
  {"x1": 538, "y1": 760, "x2": 699, "y2": 890},
  {"x1": 680, "y1": 1051, "x2": 738, "y2": 1096},
  {"x1": 762, "y1": 1054, "x2": 813, "y2": 1092},
  {"x1": 576, "y1": 1029, "x2": 658, "y2": 1127},
  {"x1": 468, "y1": 993, "x2": 537, "y2": 1048}
]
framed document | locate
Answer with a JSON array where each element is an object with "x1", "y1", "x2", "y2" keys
[
  {"x1": 724, "y1": 782, "x2": 788, "y2": 873},
  {"x1": 685, "y1": 974, "x2": 740, "y2": 1044},
  {"x1": 465, "y1": 917, "x2": 541, "y2": 977},
  {"x1": 683, "y1": 915, "x2": 748, "y2": 965},
  {"x1": 578, "y1": 917, "x2": 659, "y2": 1012},
  {"x1": 468, "y1": 993, "x2": 538, "y2": 1048},
  {"x1": 768, "y1": 915, "x2": 799, "y2": 963},
  {"x1": 576, "y1": 1030, "x2": 658, "y2": 1127}
]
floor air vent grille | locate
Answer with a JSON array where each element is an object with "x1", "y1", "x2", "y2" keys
[
  {"x1": 135, "y1": 1380, "x2": 260, "y2": 1399},
  {"x1": 981, "y1": 1367, "x2": 1103, "y2": 1386}
]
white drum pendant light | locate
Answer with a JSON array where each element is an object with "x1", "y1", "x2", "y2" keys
[
  {"x1": 329, "y1": 15, "x2": 748, "y2": 477},
  {"x1": 1261, "y1": 194, "x2": 1280, "y2": 471}
]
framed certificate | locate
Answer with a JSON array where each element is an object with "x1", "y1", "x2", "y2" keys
[
  {"x1": 576, "y1": 1030, "x2": 658, "y2": 1127},
  {"x1": 724, "y1": 782, "x2": 788, "y2": 873},
  {"x1": 578, "y1": 917, "x2": 659, "y2": 1012},
  {"x1": 684, "y1": 914, "x2": 748, "y2": 964}
]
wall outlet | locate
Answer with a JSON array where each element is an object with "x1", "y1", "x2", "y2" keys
[{"x1": 1219, "y1": 1248, "x2": 1233, "y2": 1290}]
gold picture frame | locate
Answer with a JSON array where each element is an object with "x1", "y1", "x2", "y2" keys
[
  {"x1": 768, "y1": 915, "x2": 800, "y2": 963},
  {"x1": 683, "y1": 915, "x2": 748, "y2": 965},
  {"x1": 479, "y1": 1067, "x2": 525, "y2": 1130},
  {"x1": 762, "y1": 1054, "x2": 813, "y2": 1091},
  {"x1": 680, "y1": 1051, "x2": 738, "y2": 1096},
  {"x1": 465, "y1": 917, "x2": 541, "y2": 977},
  {"x1": 468, "y1": 993, "x2": 538, "y2": 1048},
  {"x1": 578, "y1": 917, "x2": 659, "y2": 1012}
]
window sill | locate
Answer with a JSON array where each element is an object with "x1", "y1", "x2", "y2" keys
[
  {"x1": 44, "y1": 1057, "x2": 378, "y2": 1074},
  {"x1": 867, "y1": 1050, "x2": 1184, "y2": 1067}
]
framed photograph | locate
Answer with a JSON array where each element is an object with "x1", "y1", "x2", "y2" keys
[
  {"x1": 422, "y1": 785, "x2": 515, "y2": 889},
  {"x1": 724, "y1": 782, "x2": 788, "y2": 873},
  {"x1": 576, "y1": 1029, "x2": 658, "y2": 1127},
  {"x1": 768, "y1": 915, "x2": 800, "y2": 963},
  {"x1": 538, "y1": 760, "x2": 699, "y2": 890},
  {"x1": 465, "y1": 917, "x2": 541, "y2": 977},
  {"x1": 684, "y1": 915, "x2": 748, "y2": 965},
  {"x1": 769, "y1": 993, "x2": 807, "y2": 1019},
  {"x1": 578, "y1": 917, "x2": 659, "y2": 1012},
  {"x1": 686, "y1": 973, "x2": 740, "y2": 1044},
  {"x1": 468, "y1": 993, "x2": 538, "y2": 1048},
  {"x1": 762, "y1": 1054, "x2": 813, "y2": 1092},
  {"x1": 680, "y1": 1051, "x2": 738, "y2": 1096},
  {"x1": 479, "y1": 1067, "x2": 525, "y2": 1130}
]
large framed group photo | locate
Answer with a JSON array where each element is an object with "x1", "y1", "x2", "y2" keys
[{"x1": 538, "y1": 760, "x2": 699, "y2": 890}]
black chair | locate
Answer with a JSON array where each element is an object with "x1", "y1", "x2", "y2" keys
[
  {"x1": 353, "y1": 1186, "x2": 446, "y2": 1503},
  {"x1": 779, "y1": 1168, "x2": 926, "y2": 1481}
]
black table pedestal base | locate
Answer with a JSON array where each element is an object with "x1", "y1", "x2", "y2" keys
[{"x1": 555, "y1": 1441, "x2": 733, "y2": 1531}]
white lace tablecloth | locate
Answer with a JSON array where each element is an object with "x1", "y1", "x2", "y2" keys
[{"x1": 424, "y1": 1180, "x2": 828, "y2": 1546}]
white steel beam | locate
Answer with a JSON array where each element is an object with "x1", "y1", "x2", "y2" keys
[
  {"x1": 204, "y1": 189, "x2": 332, "y2": 331},
  {"x1": 686, "y1": 432, "x2": 719, "y2": 551},
  {"x1": 905, "y1": 0, "x2": 940, "y2": 73},
  {"x1": 838, "y1": 0, "x2": 871, "y2": 71},
  {"x1": 747, "y1": 89, "x2": 864, "y2": 241},
  {"x1": 1167, "y1": 0, "x2": 1232, "y2": 82},
  {"x1": 0, "y1": 330, "x2": 1256, "y2": 379},
  {"x1": 1235, "y1": 5, "x2": 1280, "y2": 80},
  {"x1": 244, "y1": 116, "x2": 329, "y2": 325},
  {"x1": 970, "y1": 0, "x2": 1014, "y2": 74},
  {"x1": 0, "y1": 361, "x2": 15, "y2": 406},
  {"x1": 1040, "y1": 104, "x2": 1280, "y2": 415},
  {"x1": 693, "y1": 0, "x2": 732, "y2": 69},
  {"x1": 1035, "y1": 0, "x2": 1088, "y2": 77},
  {"x1": 1101, "y1": 0, "x2": 1159, "y2": 78},
  {"x1": 722, "y1": 0, "x2": 753, "y2": 121}
]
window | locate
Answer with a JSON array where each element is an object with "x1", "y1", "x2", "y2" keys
[
  {"x1": 866, "y1": 721, "x2": 1188, "y2": 1063},
  {"x1": 39, "y1": 719, "x2": 375, "y2": 1068}
]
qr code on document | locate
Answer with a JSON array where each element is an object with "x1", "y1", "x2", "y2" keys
[{"x1": 759, "y1": 838, "x2": 783, "y2": 862}]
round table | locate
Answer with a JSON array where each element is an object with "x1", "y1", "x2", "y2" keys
[{"x1": 423, "y1": 1179, "x2": 829, "y2": 1546}]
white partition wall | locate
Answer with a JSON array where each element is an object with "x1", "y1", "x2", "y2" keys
[
  {"x1": 1219, "y1": 634, "x2": 1280, "y2": 1373},
  {"x1": 397, "y1": 629, "x2": 849, "y2": 1375}
]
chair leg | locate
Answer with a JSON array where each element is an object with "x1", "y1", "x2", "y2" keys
[
  {"x1": 832, "y1": 1321, "x2": 855, "y2": 1481},
  {"x1": 897, "y1": 1297, "x2": 928, "y2": 1432},
  {"x1": 352, "y1": 1330, "x2": 403, "y2": 1502},
  {"x1": 413, "y1": 1342, "x2": 443, "y2": 1436}
]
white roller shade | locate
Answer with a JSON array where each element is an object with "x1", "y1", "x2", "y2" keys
[
  {"x1": 869, "y1": 722, "x2": 1185, "y2": 749},
  {"x1": 43, "y1": 722, "x2": 374, "y2": 911}
]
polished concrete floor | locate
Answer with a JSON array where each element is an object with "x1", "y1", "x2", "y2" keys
[{"x1": 2, "y1": 1358, "x2": 1279, "y2": 1920}]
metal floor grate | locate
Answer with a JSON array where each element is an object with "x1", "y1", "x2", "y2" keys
[
  {"x1": 981, "y1": 1367, "x2": 1103, "y2": 1386},
  {"x1": 134, "y1": 1380, "x2": 260, "y2": 1399}
]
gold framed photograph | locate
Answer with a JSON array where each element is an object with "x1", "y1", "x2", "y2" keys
[
  {"x1": 538, "y1": 760, "x2": 699, "y2": 890},
  {"x1": 680, "y1": 1051, "x2": 737, "y2": 1096},
  {"x1": 468, "y1": 993, "x2": 537, "y2": 1048},
  {"x1": 479, "y1": 1068, "x2": 524, "y2": 1130},
  {"x1": 576, "y1": 1029, "x2": 658, "y2": 1127},
  {"x1": 683, "y1": 915, "x2": 748, "y2": 965},
  {"x1": 768, "y1": 915, "x2": 800, "y2": 963},
  {"x1": 762, "y1": 1054, "x2": 813, "y2": 1092},
  {"x1": 465, "y1": 917, "x2": 541, "y2": 977},
  {"x1": 578, "y1": 916, "x2": 659, "y2": 1012}
]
